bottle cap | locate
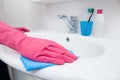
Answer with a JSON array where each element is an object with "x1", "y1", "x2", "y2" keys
[{"x1": 97, "y1": 9, "x2": 103, "y2": 14}]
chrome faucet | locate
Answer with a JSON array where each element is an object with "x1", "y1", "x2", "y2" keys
[{"x1": 57, "y1": 15, "x2": 78, "y2": 33}]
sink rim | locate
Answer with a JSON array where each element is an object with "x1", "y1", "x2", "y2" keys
[{"x1": 0, "y1": 30, "x2": 117, "y2": 80}]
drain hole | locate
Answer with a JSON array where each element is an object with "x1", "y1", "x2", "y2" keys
[{"x1": 66, "y1": 37, "x2": 70, "y2": 42}]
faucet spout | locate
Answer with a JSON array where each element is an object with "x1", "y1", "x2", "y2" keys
[{"x1": 57, "y1": 15, "x2": 78, "y2": 33}]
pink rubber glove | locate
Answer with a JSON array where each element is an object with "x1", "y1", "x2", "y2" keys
[
  {"x1": 0, "y1": 21, "x2": 77, "y2": 65},
  {"x1": 14, "y1": 27, "x2": 30, "y2": 32}
]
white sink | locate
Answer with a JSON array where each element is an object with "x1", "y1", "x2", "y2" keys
[
  {"x1": 0, "y1": 30, "x2": 104, "y2": 65},
  {"x1": 2, "y1": 30, "x2": 120, "y2": 80},
  {"x1": 26, "y1": 30, "x2": 105, "y2": 59}
]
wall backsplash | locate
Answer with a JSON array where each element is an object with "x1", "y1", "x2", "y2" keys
[
  {"x1": 1, "y1": 0, "x2": 120, "y2": 37},
  {"x1": 44, "y1": 0, "x2": 120, "y2": 37}
]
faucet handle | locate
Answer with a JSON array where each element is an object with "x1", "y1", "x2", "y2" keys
[
  {"x1": 70, "y1": 16, "x2": 78, "y2": 26},
  {"x1": 57, "y1": 15, "x2": 67, "y2": 19},
  {"x1": 70, "y1": 16, "x2": 78, "y2": 21},
  {"x1": 70, "y1": 16, "x2": 78, "y2": 33}
]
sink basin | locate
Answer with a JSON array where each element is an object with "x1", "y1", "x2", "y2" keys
[
  {"x1": 1, "y1": 30, "x2": 120, "y2": 80},
  {"x1": 0, "y1": 30, "x2": 105, "y2": 80},
  {"x1": 0, "y1": 30, "x2": 104, "y2": 60},
  {"x1": 26, "y1": 30, "x2": 105, "y2": 59}
]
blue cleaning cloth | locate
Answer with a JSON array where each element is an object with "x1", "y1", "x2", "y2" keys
[
  {"x1": 20, "y1": 56, "x2": 55, "y2": 71},
  {"x1": 20, "y1": 50, "x2": 77, "y2": 71}
]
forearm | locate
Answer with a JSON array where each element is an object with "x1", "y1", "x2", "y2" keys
[{"x1": 0, "y1": 21, "x2": 27, "y2": 50}]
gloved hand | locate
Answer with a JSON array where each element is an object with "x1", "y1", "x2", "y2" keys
[
  {"x1": 14, "y1": 27, "x2": 30, "y2": 32},
  {"x1": 0, "y1": 21, "x2": 78, "y2": 65}
]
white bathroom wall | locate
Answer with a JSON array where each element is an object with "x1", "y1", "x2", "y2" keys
[
  {"x1": 2, "y1": 0, "x2": 27, "y2": 27},
  {"x1": 2, "y1": 0, "x2": 47, "y2": 30},
  {"x1": 25, "y1": 3, "x2": 47, "y2": 30},
  {"x1": 0, "y1": 0, "x2": 6, "y2": 21},
  {"x1": 2, "y1": 0, "x2": 120, "y2": 36},
  {"x1": 44, "y1": 0, "x2": 120, "y2": 36}
]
